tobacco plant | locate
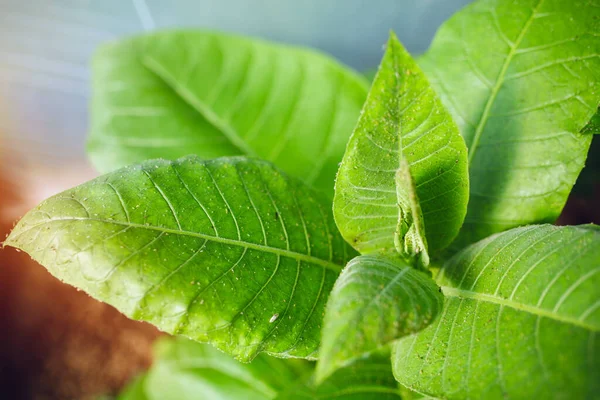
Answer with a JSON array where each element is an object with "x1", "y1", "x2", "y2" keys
[{"x1": 5, "y1": 0, "x2": 600, "y2": 398}]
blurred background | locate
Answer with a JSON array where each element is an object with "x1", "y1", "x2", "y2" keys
[
  {"x1": 0, "y1": 0, "x2": 472, "y2": 174},
  {"x1": 0, "y1": 1, "x2": 597, "y2": 399}
]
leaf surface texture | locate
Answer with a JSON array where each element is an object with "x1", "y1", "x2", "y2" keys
[
  {"x1": 334, "y1": 33, "x2": 469, "y2": 255},
  {"x1": 419, "y1": 0, "x2": 600, "y2": 245},
  {"x1": 5, "y1": 156, "x2": 355, "y2": 361},
  {"x1": 89, "y1": 31, "x2": 369, "y2": 196},
  {"x1": 392, "y1": 224, "x2": 600, "y2": 399},
  {"x1": 316, "y1": 254, "x2": 443, "y2": 381}
]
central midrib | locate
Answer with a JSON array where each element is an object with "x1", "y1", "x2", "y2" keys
[
  {"x1": 441, "y1": 285, "x2": 598, "y2": 331},
  {"x1": 467, "y1": 0, "x2": 545, "y2": 163},
  {"x1": 390, "y1": 39, "x2": 408, "y2": 250},
  {"x1": 19, "y1": 217, "x2": 343, "y2": 273}
]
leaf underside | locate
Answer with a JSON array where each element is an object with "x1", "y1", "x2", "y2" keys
[
  {"x1": 333, "y1": 33, "x2": 469, "y2": 256},
  {"x1": 88, "y1": 31, "x2": 369, "y2": 197},
  {"x1": 419, "y1": 0, "x2": 600, "y2": 247},
  {"x1": 316, "y1": 254, "x2": 443, "y2": 382},
  {"x1": 5, "y1": 156, "x2": 356, "y2": 361},
  {"x1": 392, "y1": 224, "x2": 600, "y2": 399}
]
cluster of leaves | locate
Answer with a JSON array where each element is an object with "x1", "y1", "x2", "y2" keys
[{"x1": 5, "y1": 0, "x2": 600, "y2": 398}]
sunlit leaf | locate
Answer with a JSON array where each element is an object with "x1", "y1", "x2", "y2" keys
[
  {"x1": 334, "y1": 33, "x2": 469, "y2": 257},
  {"x1": 5, "y1": 156, "x2": 355, "y2": 361}
]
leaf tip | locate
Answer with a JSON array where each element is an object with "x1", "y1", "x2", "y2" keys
[
  {"x1": 386, "y1": 30, "x2": 406, "y2": 55},
  {"x1": 3, "y1": 226, "x2": 21, "y2": 250}
]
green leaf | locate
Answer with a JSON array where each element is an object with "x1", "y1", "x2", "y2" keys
[
  {"x1": 392, "y1": 224, "x2": 600, "y2": 399},
  {"x1": 119, "y1": 337, "x2": 312, "y2": 400},
  {"x1": 277, "y1": 351, "x2": 402, "y2": 400},
  {"x1": 419, "y1": 0, "x2": 600, "y2": 246},
  {"x1": 333, "y1": 32, "x2": 469, "y2": 256},
  {"x1": 315, "y1": 254, "x2": 443, "y2": 382},
  {"x1": 4, "y1": 156, "x2": 356, "y2": 361},
  {"x1": 88, "y1": 31, "x2": 369, "y2": 196},
  {"x1": 582, "y1": 108, "x2": 600, "y2": 135},
  {"x1": 395, "y1": 159, "x2": 430, "y2": 267},
  {"x1": 120, "y1": 338, "x2": 401, "y2": 400}
]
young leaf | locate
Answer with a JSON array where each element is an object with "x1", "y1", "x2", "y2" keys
[
  {"x1": 315, "y1": 254, "x2": 443, "y2": 382},
  {"x1": 333, "y1": 32, "x2": 469, "y2": 256},
  {"x1": 4, "y1": 156, "x2": 356, "y2": 361},
  {"x1": 419, "y1": 0, "x2": 600, "y2": 246},
  {"x1": 88, "y1": 31, "x2": 369, "y2": 196},
  {"x1": 395, "y1": 159, "x2": 429, "y2": 266},
  {"x1": 392, "y1": 224, "x2": 600, "y2": 399}
]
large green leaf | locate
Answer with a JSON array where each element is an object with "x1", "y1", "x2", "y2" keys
[
  {"x1": 392, "y1": 224, "x2": 600, "y2": 399},
  {"x1": 119, "y1": 337, "x2": 401, "y2": 400},
  {"x1": 315, "y1": 254, "x2": 443, "y2": 382},
  {"x1": 333, "y1": 32, "x2": 469, "y2": 256},
  {"x1": 88, "y1": 31, "x2": 369, "y2": 196},
  {"x1": 5, "y1": 156, "x2": 356, "y2": 361},
  {"x1": 419, "y1": 0, "x2": 600, "y2": 246}
]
